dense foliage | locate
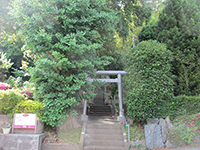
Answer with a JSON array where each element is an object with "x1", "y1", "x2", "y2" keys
[
  {"x1": 175, "y1": 95, "x2": 200, "y2": 116},
  {"x1": 10, "y1": 0, "x2": 118, "y2": 127},
  {"x1": 0, "y1": 89, "x2": 24, "y2": 115},
  {"x1": 124, "y1": 40, "x2": 175, "y2": 123},
  {"x1": 139, "y1": 0, "x2": 200, "y2": 96},
  {"x1": 12, "y1": 100, "x2": 44, "y2": 118},
  {"x1": 0, "y1": 52, "x2": 13, "y2": 82},
  {"x1": 0, "y1": 0, "x2": 25, "y2": 72}
]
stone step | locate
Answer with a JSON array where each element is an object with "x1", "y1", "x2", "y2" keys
[
  {"x1": 88, "y1": 105, "x2": 112, "y2": 116},
  {"x1": 87, "y1": 124, "x2": 121, "y2": 130},
  {"x1": 89, "y1": 109, "x2": 111, "y2": 112},
  {"x1": 90, "y1": 106, "x2": 111, "y2": 109},
  {"x1": 84, "y1": 139, "x2": 124, "y2": 147},
  {"x1": 89, "y1": 111, "x2": 111, "y2": 114},
  {"x1": 85, "y1": 133, "x2": 123, "y2": 141},
  {"x1": 84, "y1": 145, "x2": 125, "y2": 150},
  {"x1": 86, "y1": 128, "x2": 122, "y2": 134},
  {"x1": 88, "y1": 113, "x2": 111, "y2": 116}
]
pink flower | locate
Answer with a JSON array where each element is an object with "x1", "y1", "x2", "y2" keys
[
  {"x1": 181, "y1": 120, "x2": 183, "y2": 122},
  {"x1": 195, "y1": 118, "x2": 198, "y2": 120},
  {"x1": 189, "y1": 120, "x2": 191, "y2": 122},
  {"x1": 185, "y1": 121, "x2": 187, "y2": 123},
  {"x1": 179, "y1": 122, "x2": 181, "y2": 124},
  {"x1": 0, "y1": 82, "x2": 12, "y2": 90},
  {"x1": 171, "y1": 132, "x2": 174, "y2": 135},
  {"x1": 168, "y1": 137, "x2": 170, "y2": 139},
  {"x1": 187, "y1": 125, "x2": 190, "y2": 127},
  {"x1": 198, "y1": 130, "x2": 200, "y2": 133},
  {"x1": 171, "y1": 118, "x2": 173, "y2": 120},
  {"x1": 171, "y1": 140, "x2": 174, "y2": 143},
  {"x1": 21, "y1": 90, "x2": 30, "y2": 96}
]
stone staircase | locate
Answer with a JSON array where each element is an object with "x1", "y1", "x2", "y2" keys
[
  {"x1": 83, "y1": 118, "x2": 126, "y2": 150},
  {"x1": 83, "y1": 87, "x2": 126, "y2": 150},
  {"x1": 88, "y1": 105, "x2": 112, "y2": 116}
]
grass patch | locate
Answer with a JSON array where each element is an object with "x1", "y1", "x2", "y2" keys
[
  {"x1": 126, "y1": 123, "x2": 145, "y2": 141},
  {"x1": 57, "y1": 127, "x2": 81, "y2": 144}
]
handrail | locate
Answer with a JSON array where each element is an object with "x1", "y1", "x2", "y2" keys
[
  {"x1": 111, "y1": 96, "x2": 130, "y2": 143},
  {"x1": 121, "y1": 108, "x2": 130, "y2": 143},
  {"x1": 111, "y1": 96, "x2": 117, "y2": 116}
]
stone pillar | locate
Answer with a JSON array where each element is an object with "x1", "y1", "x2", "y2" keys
[
  {"x1": 132, "y1": 35, "x2": 135, "y2": 47},
  {"x1": 117, "y1": 74, "x2": 123, "y2": 121},
  {"x1": 81, "y1": 100, "x2": 88, "y2": 121}
]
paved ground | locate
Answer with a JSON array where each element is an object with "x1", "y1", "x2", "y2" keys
[{"x1": 169, "y1": 145, "x2": 200, "y2": 150}]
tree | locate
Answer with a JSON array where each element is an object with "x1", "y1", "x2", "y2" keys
[
  {"x1": 10, "y1": 0, "x2": 118, "y2": 127},
  {"x1": 124, "y1": 40, "x2": 175, "y2": 123},
  {"x1": 0, "y1": 0, "x2": 25, "y2": 72},
  {"x1": 139, "y1": 0, "x2": 200, "y2": 96}
]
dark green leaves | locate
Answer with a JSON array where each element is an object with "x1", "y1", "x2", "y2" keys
[{"x1": 124, "y1": 40, "x2": 175, "y2": 123}]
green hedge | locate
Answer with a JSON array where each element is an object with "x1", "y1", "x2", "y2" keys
[
  {"x1": 124, "y1": 40, "x2": 175, "y2": 123},
  {"x1": 0, "y1": 89, "x2": 24, "y2": 115},
  {"x1": 175, "y1": 95, "x2": 200, "y2": 116}
]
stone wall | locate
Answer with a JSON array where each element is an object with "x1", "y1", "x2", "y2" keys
[
  {"x1": 0, "y1": 115, "x2": 12, "y2": 130},
  {"x1": 0, "y1": 133, "x2": 45, "y2": 150},
  {"x1": 0, "y1": 114, "x2": 44, "y2": 134},
  {"x1": 145, "y1": 117, "x2": 173, "y2": 149},
  {"x1": 13, "y1": 120, "x2": 44, "y2": 134},
  {"x1": 42, "y1": 143, "x2": 79, "y2": 150}
]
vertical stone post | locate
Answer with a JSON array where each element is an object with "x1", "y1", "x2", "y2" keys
[
  {"x1": 117, "y1": 74, "x2": 123, "y2": 121},
  {"x1": 83, "y1": 100, "x2": 87, "y2": 115},
  {"x1": 132, "y1": 35, "x2": 135, "y2": 47},
  {"x1": 81, "y1": 100, "x2": 88, "y2": 121}
]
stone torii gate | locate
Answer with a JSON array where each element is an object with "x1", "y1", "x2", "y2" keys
[{"x1": 82, "y1": 70, "x2": 127, "y2": 121}]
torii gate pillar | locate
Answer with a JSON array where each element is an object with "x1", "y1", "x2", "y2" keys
[{"x1": 117, "y1": 73, "x2": 123, "y2": 121}]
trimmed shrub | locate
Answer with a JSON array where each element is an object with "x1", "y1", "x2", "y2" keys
[
  {"x1": 124, "y1": 40, "x2": 176, "y2": 123},
  {"x1": 0, "y1": 89, "x2": 24, "y2": 115},
  {"x1": 175, "y1": 95, "x2": 200, "y2": 116},
  {"x1": 12, "y1": 100, "x2": 44, "y2": 118}
]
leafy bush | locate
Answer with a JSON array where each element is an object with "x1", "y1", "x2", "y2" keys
[
  {"x1": 12, "y1": 100, "x2": 44, "y2": 118},
  {"x1": 168, "y1": 113, "x2": 200, "y2": 146},
  {"x1": 6, "y1": 76, "x2": 23, "y2": 88},
  {"x1": 175, "y1": 95, "x2": 200, "y2": 116},
  {"x1": 138, "y1": 25, "x2": 157, "y2": 41},
  {"x1": 0, "y1": 52, "x2": 13, "y2": 82},
  {"x1": 139, "y1": 0, "x2": 200, "y2": 96},
  {"x1": 0, "y1": 89, "x2": 24, "y2": 115},
  {"x1": 124, "y1": 40, "x2": 176, "y2": 123}
]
